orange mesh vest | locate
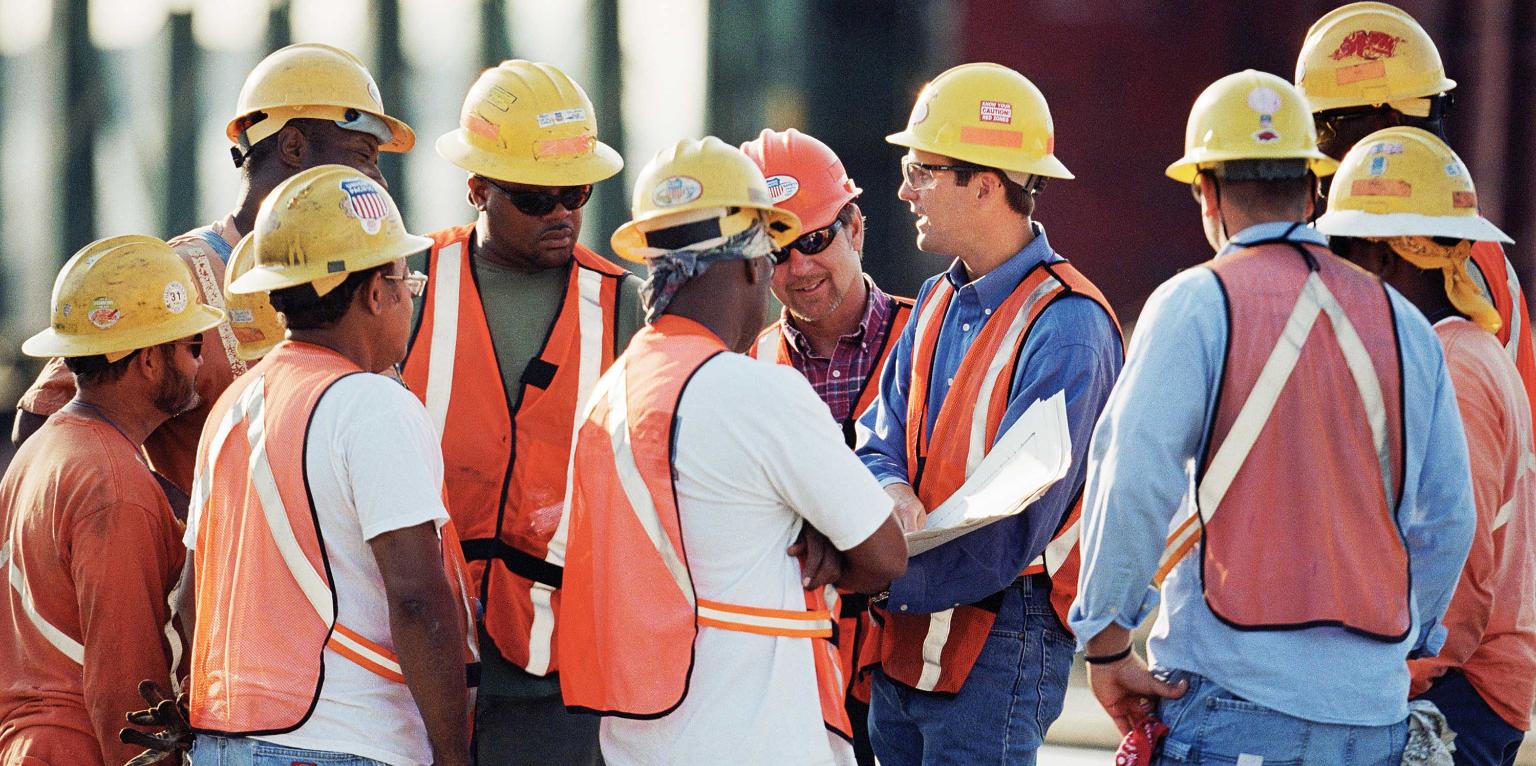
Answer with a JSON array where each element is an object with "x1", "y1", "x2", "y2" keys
[
  {"x1": 1469, "y1": 241, "x2": 1536, "y2": 443},
  {"x1": 559, "y1": 316, "x2": 851, "y2": 740},
  {"x1": 1157, "y1": 241, "x2": 1411, "y2": 639},
  {"x1": 400, "y1": 225, "x2": 626, "y2": 676},
  {"x1": 751, "y1": 296, "x2": 913, "y2": 704},
  {"x1": 881, "y1": 262, "x2": 1119, "y2": 694},
  {"x1": 188, "y1": 342, "x2": 477, "y2": 735}
]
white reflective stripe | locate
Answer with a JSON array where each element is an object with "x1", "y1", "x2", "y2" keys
[
  {"x1": 1157, "y1": 517, "x2": 1201, "y2": 576},
  {"x1": 915, "y1": 608, "x2": 954, "y2": 692},
  {"x1": 696, "y1": 603, "x2": 833, "y2": 633},
  {"x1": 527, "y1": 268, "x2": 607, "y2": 675},
  {"x1": 424, "y1": 241, "x2": 464, "y2": 438},
  {"x1": 755, "y1": 328, "x2": 780, "y2": 360},
  {"x1": 330, "y1": 627, "x2": 404, "y2": 676},
  {"x1": 193, "y1": 381, "x2": 256, "y2": 519},
  {"x1": 1033, "y1": 518, "x2": 1080, "y2": 573},
  {"x1": 911, "y1": 282, "x2": 952, "y2": 358},
  {"x1": 1493, "y1": 498, "x2": 1515, "y2": 532},
  {"x1": 605, "y1": 364, "x2": 696, "y2": 606},
  {"x1": 1312, "y1": 275, "x2": 1394, "y2": 510},
  {"x1": 2, "y1": 542, "x2": 84, "y2": 665},
  {"x1": 967, "y1": 278, "x2": 1060, "y2": 477},
  {"x1": 242, "y1": 383, "x2": 336, "y2": 625},
  {"x1": 1503, "y1": 257, "x2": 1524, "y2": 361}
]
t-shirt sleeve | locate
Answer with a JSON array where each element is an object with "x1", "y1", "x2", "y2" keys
[{"x1": 328, "y1": 375, "x2": 450, "y2": 540}]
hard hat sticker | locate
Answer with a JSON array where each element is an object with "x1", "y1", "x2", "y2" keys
[
  {"x1": 1336, "y1": 60, "x2": 1387, "y2": 86},
  {"x1": 1352, "y1": 179, "x2": 1412, "y2": 197},
  {"x1": 909, "y1": 88, "x2": 933, "y2": 127},
  {"x1": 340, "y1": 178, "x2": 388, "y2": 235},
  {"x1": 89, "y1": 297, "x2": 121, "y2": 330},
  {"x1": 652, "y1": 176, "x2": 703, "y2": 207},
  {"x1": 537, "y1": 108, "x2": 587, "y2": 128},
  {"x1": 466, "y1": 113, "x2": 500, "y2": 140},
  {"x1": 979, "y1": 100, "x2": 1013, "y2": 124},
  {"x1": 1452, "y1": 191, "x2": 1476, "y2": 209},
  {"x1": 163, "y1": 281, "x2": 189, "y2": 314},
  {"x1": 1247, "y1": 87, "x2": 1282, "y2": 144},
  {"x1": 1330, "y1": 30, "x2": 1404, "y2": 61},
  {"x1": 765, "y1": 175, "x2": 800, "y2": 203},
  {"x1": 230, "y1": 308, "x2": 255, "y2": 323},
  {"x1": 484, "y1": 85, "x2": 518, "y2": 112},
  {"x1": 1444, "y1": 163, "x2": 1461, "y2": 177}
]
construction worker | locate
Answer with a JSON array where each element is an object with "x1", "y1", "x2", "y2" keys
[
  {"x1": 558, "y1": 136, "x2": 907, "y2": 765},
  {"x1": 1319, "y1": 127, "x2": 1536, "y2": 766},
  {"x1": 1296, "y1": 1, "x2": 1536, "y2": 424},
  {"x1": 0, "y1": 235, "x2": 224, "y2": 765},
  {"x1": 857, "y1": 62, "x2": 1123, "y2": 764},
  {"x1": 399, "y1": 60, "x2": 643, "y2": 764},
  {"x1": 12, "y1": 42, "x2": 411, "y2": 499},
  {"x1": 1071, "y1": 71, "x2": 1476, "y2": 763},
  {"x1": 185, "y1": 165, "x2": 477, "y2": 766},
  {"x1": 741, "y1": 127, "x2": 913, "y2": 766}
]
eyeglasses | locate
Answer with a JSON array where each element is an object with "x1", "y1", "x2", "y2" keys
[
  {"x1": 166, "y1": 335, "x2": 203, "y2": 359},
  {"x1": 384, "y1": 270, "x2": 429, "y2": 297},
  {"x1": 1312, "y1": 105, "x2": 1386, "y2": 143},
  {"x1": 482, "y1": 177, "x2": 593, "y2": 217},
  {"x1": 901, "y1": 159, "x2": 975, "y2": 191},
  {"x1": 771, "y1": 217, "x2": 846, "y2": 264}
]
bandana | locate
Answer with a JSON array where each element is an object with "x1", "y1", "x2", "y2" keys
[
  {"x1": 640, "y1": 224, "x2": 773, "y2": 324},
  {"x1": 1380, "y1": 236, "x2": 1501, "y2": 334}
]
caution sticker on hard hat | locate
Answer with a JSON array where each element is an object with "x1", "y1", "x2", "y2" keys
[
  {"x1": 340, "y1": 178, "x2": 387, "y2": 235},
  {"x1": 765, "y1": 175, "x2": 800, "y2": 203},
  {"x1": 652, "y1": 176, "x2": 703, "y2": 207},
  {"x1": 163, "y1": 281, "x2": 189, "y2": 314},
  {"x1": 979, "y1": 100, "x2": 1013, "y2": 124},
  {"x1": 537, "y1": 108, "x2": 587, "y2": 128},
  {"x1": 89, "y1": 297, "x2": 121, "y2": 330}
]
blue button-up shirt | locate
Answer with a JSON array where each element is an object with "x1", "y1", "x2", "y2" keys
[
  {"x1": 1068, "y1": 222, "x2": 1475, "y2": 726},
  {"x1": 856, "y1": 223, "x2": 1123, "y2": 613}
]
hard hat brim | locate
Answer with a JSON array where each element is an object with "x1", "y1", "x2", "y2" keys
[
  {"x1": 611, "y1": 207, "x2": 801, "y2": 264},
  {"x1": 1314, "y1": 209, "x2": 1513, "y2": 244},
  {"x1": 21, "y1": 304, "x2": 226, "y2": 359},
  {"x1": 886, "y1": 129, "x2": 1074, "y2": 180},
  {"x1": 1165, "y1": 151, "x2": 1339, "y2": 184},
  {"x1": 1304, "y1": 77, "x2": 1457, "y2": 114},
  {"x1": 225, "y1": 109, "x2": 416, "y2": 154},
  {"x1": 227, "y1": 232, "x2": 435, "y2": 295},
  {"x1": 435, "y1": 130, "x2": 624, "y2": 187}
]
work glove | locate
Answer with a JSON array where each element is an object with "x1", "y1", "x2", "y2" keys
[{"x1": 119, "y1": 680, "x2": 192, "y2": 766}]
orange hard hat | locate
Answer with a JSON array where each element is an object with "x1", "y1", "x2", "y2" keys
[{"x1": 739, "y1": 128, "x2": 861, "y2": 232}]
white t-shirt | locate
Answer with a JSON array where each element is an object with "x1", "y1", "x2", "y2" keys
[
  {"x1": 600, "y1": 353, "x2": 894, "y2": 766},
  {"x1": 186, "y1": 373, "x2": 450, "y2": 766}
]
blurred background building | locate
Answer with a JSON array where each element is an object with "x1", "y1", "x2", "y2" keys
[{"x1": 1, "y1": 0, "x2": 1533, "y2": 754}]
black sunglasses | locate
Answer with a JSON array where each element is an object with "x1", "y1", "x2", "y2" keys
[
  {"x1": 483, "y1": 178, "x2": 593, "y2": 217},
  {"x1": 771, "y1": 218, "x2": 846, "y2": 264},
  {"x1": 167, "y1": 335, "x2": 203, "y2": 359}
]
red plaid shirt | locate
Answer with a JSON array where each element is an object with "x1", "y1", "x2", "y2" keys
[{"x1": 780, "y1": 277, "x2": 896, "y2": 424}]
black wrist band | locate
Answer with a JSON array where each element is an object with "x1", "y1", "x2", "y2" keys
[{"x1": 1083, "y1": 645, "x2": 1133, "y2": 665}]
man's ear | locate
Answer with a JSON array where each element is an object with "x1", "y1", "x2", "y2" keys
[
  {"x1": 846, "y1": 203, "x2": 865, "y2": 253},
  {"x1": 276, "y1": 124, "x2": 309, "y2": 171},
  {"x1": 133, "y1": 343, "x2": 168, "y2": 382},
  {"x1": 361, "y1": 271, "x2": 390, "y2": 315},
  {"x1": 467, "y1": 176, "x2": 490, "y2": 211}
]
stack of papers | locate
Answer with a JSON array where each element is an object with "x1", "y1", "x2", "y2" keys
[{"x1": 905, "y1": 392, "x2": 1072, "y2": 556}]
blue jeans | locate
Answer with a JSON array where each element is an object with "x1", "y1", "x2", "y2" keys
[
  {"x1": 189, "y1": 735, "x2": 389, "y2": 765},
  {"x1": 1415, "y1": 668, "x2": 1524, "y2": 766},
  {"x1": 1154, "y1": 671, "x2": 1408, "y2": 765},
  {"x1": 868, "y1": 575, "x2": 1074, "y2": 765}
]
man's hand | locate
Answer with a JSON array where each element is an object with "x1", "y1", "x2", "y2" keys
[
  {"x1": 1087, "y1": 652, "x2": 1187, "y2": 735},
  {"x1": 885, "y1": 483, "x2": 927, "y2": 532},
  {"x1": 119, "y1": 680, "x2": 192, "y2": 766},
  {"x1": 788, "y1": 525, "x2": 843, "y2": 590}
]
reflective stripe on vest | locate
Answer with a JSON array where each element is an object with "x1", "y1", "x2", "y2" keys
[
  {"x1": 2, "y1": 541, "x2": 84, "y2": 664},
  {"x1": 400, "y1": 225, "x2": 624, "y2": 676},
  {"x1": 1469, "y1": 242, "x2": 1536, "y2": 447},
  {"x1": 885, "y1": 262, "x2": 1119, "y2": 694},
  {"x1": 559, "y1": 318, "x2": 851, "y2": 738}
]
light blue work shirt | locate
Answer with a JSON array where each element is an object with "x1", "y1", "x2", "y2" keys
[
  {"x1": 1068, "y1": 221, "x2": 1475, "y2": 726},
  {"x1": 856, "y1": 222, "x2": 1123, "y2": 613}
]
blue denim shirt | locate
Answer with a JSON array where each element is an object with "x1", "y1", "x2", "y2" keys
[
  {"x1": 856, "y1": 223, "x2": 1123, "y2": 614},
  {"x1": 1068, "y1": 222, "x2": 1476, "y2": 726}
]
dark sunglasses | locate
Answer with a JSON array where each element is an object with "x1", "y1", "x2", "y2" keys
[
  {"x1": 167, "y1": 335, "x2": 203, "y2": 359},
  {"x1": 483, "y1": 177, "x2": 593, "y2": 217},
  {"x1": 771, "y1": 218, "x2": 846, "y2": 264}
]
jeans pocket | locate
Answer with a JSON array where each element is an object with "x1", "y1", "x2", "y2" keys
[
  {"x1": 1194, "y1": 695, "x2": 1308, "y2": 765},
  {"x1": 251, "y1": 742, "x2": 386, "y2": 765}
]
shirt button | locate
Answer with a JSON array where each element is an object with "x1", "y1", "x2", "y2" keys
[
  {"x1": 962, "y1": 323, "x2": 971, "y2": 332},
  {"x1": 899, "y1": 604, "x2": 909, "y2": 612},
  {"x1": 832, "y1": 370, "x2": 842, "y2": 378},
  {"x1": 984, "y1": 308, "x2": 993, "y2": 316},
  {"x1": 947, "y1": 377, "x2": 954, "y2": 387}
]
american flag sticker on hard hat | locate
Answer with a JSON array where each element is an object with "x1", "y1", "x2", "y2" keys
[{"x1": 340, "y1": 178, "x2": 387, "y2": 235}]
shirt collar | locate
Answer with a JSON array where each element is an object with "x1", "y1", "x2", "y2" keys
[
  {"x1": 782, "y1": 275, "x2": 893, "y2": 354},
  {"x1": 944, "y1": 221, "x2": 1060, "y2": 308},
  {"x1": 1217, "y1": 220, "x2": 1328, "y2": 259}
]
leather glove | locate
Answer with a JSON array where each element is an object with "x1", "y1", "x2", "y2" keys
[{"x1": 119, "y1": 680, "x2": 192, "y2": 766}]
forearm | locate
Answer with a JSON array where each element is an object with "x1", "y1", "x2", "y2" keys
[{"x1": 388, "y1": 583, "x2": 469, "y2": 765}]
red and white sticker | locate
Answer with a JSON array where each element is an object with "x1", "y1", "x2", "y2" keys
[
  {"x1": 652, "y1": 176, "x2": 703, "y2": 207},
  {"x1": 163, "y1": 281, "x2": 189, "y2": 314},
  {"x1": 979, "y1": 100, "x2": 1013, "y2": 124},
  {"x1": 765, "y1": 175, "x2": 800, "y2": 203},
  {"x1": 88, "y1": 297, "x2": 120, "y2": 330}
]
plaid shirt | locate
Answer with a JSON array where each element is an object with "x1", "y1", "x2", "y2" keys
[{"x1": 780, "y1": 277, "x2": 896, "y2": 425}]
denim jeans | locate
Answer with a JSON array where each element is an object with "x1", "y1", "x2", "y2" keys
[
  {"x1": 1154, "y1": 671, "x2": 1408, "y2": 765},
  {"x1": 868, "y1": 575, "x2": 1074, "y2": 765},
  {"x1": 189, "y1": 735, "x2": 389, "y2": 765},
  {"x1": 1415, "y1": 668, "x2": 1525, "y2": 766}
]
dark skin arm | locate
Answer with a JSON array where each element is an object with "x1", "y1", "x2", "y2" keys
[
  {"x1": 369, "y1": 522, "x2": 470, "y2": 766},
  {"x1": 790, "y1": 516, "x2": 907, "y2": 594}
]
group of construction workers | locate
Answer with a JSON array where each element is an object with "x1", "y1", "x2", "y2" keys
[{"x1": 0, "y1": 2, "x2": 1531, "y2": 765}]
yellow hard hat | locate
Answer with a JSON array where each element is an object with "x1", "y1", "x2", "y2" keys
[
  {"x1": 1166, "y1": 70, "x2": 1338, "y2": 184},
  {"x1": 887, "y1": 62, "x2": 1072, "y2": 181},
  {"x1": 23, "y1": 235, "x2": 225, "y2": 361},
  {"x1": 435, "y1": 60, "x2": 623, "y2": 187},
  {"x1": 229, "y1": 164, "x2": 432, "y2": 296},
  {"x1": 223, "y1": 235, "x2": 285, "y2": 360},
  {"x1": 1295, "y1": 2, "x2": 1456, "y2": 113},
  {"x1": 1314, "y1": 126, "x2": 1511, "y2": 243},
  {"x1": 610, "y1": 137, "x2": 801, "y2": 263},
  {"x1": 226, "y1": 43, "x2": 414, "y2": 155}
]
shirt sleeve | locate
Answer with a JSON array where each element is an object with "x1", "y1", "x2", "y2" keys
[
  {"x1": 330, "y1": 376, "x2": 451, "y2": 540},
  {"x1": 18, "y1": 357, "x2": 76, "y2": 417},
  {"x1": 855, "y1": 279, "x2": 931, "y2": 486},
  {"x1": 70, "y1": 502, "x2": 182, "y2": 766},
  {"x1": 615, "y1": 273, "x2": 648, "y2": 354},
  {"x1": 1068, "y1": 269, "x2": 1226, "y2": 648},
  {"x1": 887, "y1": 296, "x2": 1122, "y2": 613}
]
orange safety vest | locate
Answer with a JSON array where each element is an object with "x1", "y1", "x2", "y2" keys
[
  {"x1": 1156, "y1": 240, "x2": 1410, "y2": 639},
  {"x1": 188, "y1": 342, "x2": 478, "y2": 735},
  {"x1": 559, "y1": 316, "x2": 851, "y2": 740},
  {"x1": 1469, "y1": 241, "x2": 1536, "y2": 443},
  {"x1": 881, "y1": 262, "x2": 1120, "y2": 694},
  {"x1": 399, "y1": 224, "x2": 627, "y2": 676},
  {"x1": 750, "y1": 295, "x2": 913, "y2": 705}
]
